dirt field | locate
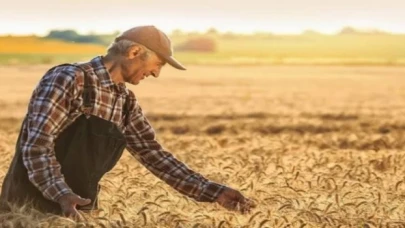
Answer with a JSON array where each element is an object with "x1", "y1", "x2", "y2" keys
[{"x1": 0, "y1": 64, "x2": 405, "y2": 227}]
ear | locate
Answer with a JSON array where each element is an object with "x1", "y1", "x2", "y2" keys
[{"x1": 127, "y1": 45, "x2": 143, "y2": 60}]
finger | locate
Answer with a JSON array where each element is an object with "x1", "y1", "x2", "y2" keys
[
  {"x1": 73, "y1": 210, "x2": 84, "y2": 221},
  {"x1": 225, "y1": 200, "x2": 238, "y2": 211},
  {"x1": 235, "y1": 196, "x2": 247, "y2": 208},
  {"x1": 241, "y1": 206, "x2": 251, "y2": 214},
  {"x1": 239, "y1": 205, "x2": 250, "y2": 214},
  {"x1": 75, "y1": 197, "x2": 92, "y2": 206},
  {"x1": 67, "y1": 208, "x2": 83, "y2": 221},
  {"x1": 62, "y1": 207, "x2": 76, "y2": 218},
  {"x1": 239, "y1": 199, "x2": 255, "y2": 214},
  {"x1": 220, "y1": 200, "x2": 236, "y2": 210},
  {"x1": 249, "y1": 199, "x2": 257, "y2": 208},
  {"x1": 244, "y1": 201, "x2": 255, "y2": 211}
]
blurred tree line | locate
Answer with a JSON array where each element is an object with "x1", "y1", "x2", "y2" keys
[
  {"x1": 44, "y1": 29, "x2": 220, "y2": 52},
  {"x1": 44, "y1": 30, "x2": 120, "y2": 46},
  {"x1": 43, "y1": 26, "x2": 393, "y2": 53}
]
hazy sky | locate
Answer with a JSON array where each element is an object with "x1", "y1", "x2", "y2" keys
[{"x1": 1, "y1": 0, "x2": 404, "y2": 35}]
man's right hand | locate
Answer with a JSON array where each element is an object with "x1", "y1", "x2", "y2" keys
[{"x1": 57, "y1": 193, "x2": 91, "y2": 219}]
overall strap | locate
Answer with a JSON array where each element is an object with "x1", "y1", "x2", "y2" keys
[
  {"x1": 74, "y1": 63, "x2": 93, "y2": 114},
  {"x1": 49, "y1": 62, "x2": 131, "y2": 124},
  {"x1": 45, "y1": 63, "x2": 78, "y2": 75},
  {"x1": 46, "y1": 63, "x2": 93, "y2": 114},
  {"x1": 75, "y1": 62, "x2": 132, "y2": 127},
  {"x1": 123, "y1": 94, "x2": 131, "y2": 127}
]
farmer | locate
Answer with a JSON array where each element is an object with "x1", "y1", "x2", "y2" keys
[{"x1": 0, "y1": 26, "x2": 255, "y2": 218}]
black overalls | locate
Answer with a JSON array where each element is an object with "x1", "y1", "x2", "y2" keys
[{"x1": 0, "y1": 63, "x2": 130, "y2": 214}]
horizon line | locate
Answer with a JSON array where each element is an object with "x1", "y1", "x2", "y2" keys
[{"x1": 0, "y1": 26, "x2": 404, "y2": 37}]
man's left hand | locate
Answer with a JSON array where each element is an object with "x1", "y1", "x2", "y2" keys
[{"x1": 215, "y1": 187, "x2": 256, "y2": 214}]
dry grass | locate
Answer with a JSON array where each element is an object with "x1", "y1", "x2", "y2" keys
[{"x1": 0, "y1": 64, "x2": 405, "y2": 227}]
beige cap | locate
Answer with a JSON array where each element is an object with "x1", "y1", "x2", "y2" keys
[{"x1": 115, "y1": 25, "x2": 186, "y2": 70}]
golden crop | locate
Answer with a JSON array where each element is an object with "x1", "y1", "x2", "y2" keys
[
  {"x1": 0, "y1": 65, "x2": 404, "y2": 227},
  {"x1": 0, "y1": 36, "x2": 105, "y2": 54}
]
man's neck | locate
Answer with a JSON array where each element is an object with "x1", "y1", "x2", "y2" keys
[{"x1": 101, "y1": 55, "x2": 125, "y2": 84}]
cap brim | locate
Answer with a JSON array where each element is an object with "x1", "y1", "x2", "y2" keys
[{"x1": 164, "y1": 56, "x2": 186, "y2": 70}]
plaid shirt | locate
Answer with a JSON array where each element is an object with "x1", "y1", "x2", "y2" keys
[{"x1": 20, "y1": 56, "x2": 224, "y2": 203}]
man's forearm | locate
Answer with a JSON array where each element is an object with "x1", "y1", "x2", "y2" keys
[
  {"x1": 128, "y1": 146, "x2": 225, "y2": 202},
  {"x1": 22, "y1": 144, "x2": 73, "y2": 202},
  {"x1": 125, "y1": 99, "x2": 225, "y2": 202},
  {"x1": 195, "y1": 181, "x2": 225, "y2": 202}
]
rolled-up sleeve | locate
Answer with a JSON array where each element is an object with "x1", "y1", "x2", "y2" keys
[{"x1": 124, "y1": 98, "x2": 224, "y2": 202}]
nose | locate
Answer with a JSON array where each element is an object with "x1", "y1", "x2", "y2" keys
[{"x1": 151, "y1": 68, "x2": 161, "y2": 78}]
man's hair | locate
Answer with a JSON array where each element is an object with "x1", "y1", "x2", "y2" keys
[{"x1": 106, "y1": 39, "x2": 153, "y2": 58}]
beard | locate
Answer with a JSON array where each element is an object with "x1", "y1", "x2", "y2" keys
[
  {"x1": 121, "y1": 52, "x2": 149, "y2": 85},
  {"x1": 121, "y1": 61, "x2": 144, "y2": 85}
]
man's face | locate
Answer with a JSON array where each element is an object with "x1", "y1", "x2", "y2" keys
[{"x1": 122, "y1": 46, "x2": 166, "y2": 85}]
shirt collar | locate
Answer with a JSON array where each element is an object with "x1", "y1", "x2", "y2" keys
[
  {"x1": 90, "y1": 56, "x2": 114, "y2": 88},
  {"x1": 89, "y1": 56, "x2": 129, "y2": 95}
]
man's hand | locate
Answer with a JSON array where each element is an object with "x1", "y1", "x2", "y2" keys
[
  {"x1": 58, "y1": 193, "x2": 91, "y2": 219},
  {"x1": 215, "y1": 187, "x2": 256, "y2": 214}
]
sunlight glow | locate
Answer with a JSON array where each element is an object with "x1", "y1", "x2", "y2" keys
[{"x1": 1, "y1": 0, "x2": 404, "y2": 35}]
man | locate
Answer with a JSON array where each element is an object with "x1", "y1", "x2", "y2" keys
[{"x1": 0, "y1": 25, "x2": 255, "y2": 219}]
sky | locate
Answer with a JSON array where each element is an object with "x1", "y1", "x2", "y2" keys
[{"x1": 1, "y1": 0, "x2": 404, "y2": 35}]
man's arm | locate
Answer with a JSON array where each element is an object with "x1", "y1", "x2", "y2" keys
[
  {"x1": 21, "y1": 67, "x2": 78, "y2": 202},
  {"x1": 124, "y1": 98, "x2": 225, "y2": 202}
]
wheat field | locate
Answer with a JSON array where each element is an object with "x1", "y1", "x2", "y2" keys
[
  {"x1": 0, "y1": 64, "x2": 405, "y2": 227},
  {"x1": 2, "y1": 34, "x2": 405, "y2": 65}
]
